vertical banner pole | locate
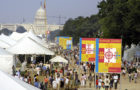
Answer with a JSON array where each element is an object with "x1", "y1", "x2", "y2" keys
[
  {"x1": 79, "y1": 38, "x2": 82, "y2": 65},
  {"x1": 95, "y1": 38, "x2": 99, "y2": 90}
]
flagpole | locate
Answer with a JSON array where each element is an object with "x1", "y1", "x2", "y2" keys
[{"x1": 44, "y1": 0, "x2": 48, "y2": 40}]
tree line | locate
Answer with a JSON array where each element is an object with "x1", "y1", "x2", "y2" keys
[{"x1": 60, "y1": 0, "x2": 140, "y2": 47}]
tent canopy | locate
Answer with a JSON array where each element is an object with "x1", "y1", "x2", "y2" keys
[
  {"x1": 0, "y1": 70, "x2": 40, "y2": 90},
  {"x1": 0, "y1": 48, "x2": 14, "y2": 74},
  {"x1": 9, "y1": 32, "x2": 28, "y2": 41},
  {"x1": 24, "y1": 30, "x2": 49, "y2": 48},
  {"x1": 0, "y1": 39, "x2": 10, "y2": 48},
  {"x1": 0, "y1": 34, "x2": 16, "y2": 46},
  {"x1": 50, "y1": 56, "x2": 68, "y2": 63},
  {"x1": 6, "y1": 37, "x2": 54, "y2": 55}
]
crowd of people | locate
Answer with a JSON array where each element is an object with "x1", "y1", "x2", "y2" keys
[{"x1": 12, "y1": 45, "x2": 140, "y2": 90}]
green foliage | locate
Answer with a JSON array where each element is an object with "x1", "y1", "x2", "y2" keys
[
  {"x1": 60, "y1": 0, "x2": 140, "y2": 46},
  {"x1": 60, "y1": 15, "x2": 100, "y2": 45},
  {"x1": 98, "y1": 0, "x2": 140, "y2": 47}
]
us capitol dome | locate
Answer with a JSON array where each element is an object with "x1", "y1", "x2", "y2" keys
[
  {"x1": 34, "y1": 5, "x2": 48, "y2": 35},
  {"x1": 0, "y1": 3, "x2": 63, "y2": 35}
]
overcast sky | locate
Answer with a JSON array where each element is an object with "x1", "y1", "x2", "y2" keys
[{"x1": 0, "y1": 0, "x2": 102, "y2": 24}]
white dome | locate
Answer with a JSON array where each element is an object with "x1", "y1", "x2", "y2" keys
[
  {"x1": 34, "y1": 6, "x2": 48, "y2": 35},
  {"x1": 35, "y1": 6, "x2": 46, "y2": 19}
]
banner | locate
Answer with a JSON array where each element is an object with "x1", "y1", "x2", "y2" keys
[
  {"x1": 79, "y1": 38, "x2": 96, "y2": 62},
  {"x1": 57, "y1": 36, "x2": 73, "y2": 50},
  {"x1": 95, "y1": 39, "x2": 122, "y2": 73}
]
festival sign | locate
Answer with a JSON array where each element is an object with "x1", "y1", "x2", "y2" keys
[
  {"x1": 79, "y1": 38, "x2": 96, "y2": 62},
  {"x1": 95, "y1": 39, "x2": 122, "y2": 73},
  {"x1": 57, "y1": 36, "x2": 73, "y2": 50}
]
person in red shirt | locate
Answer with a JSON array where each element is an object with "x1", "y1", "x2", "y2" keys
[
  {"x1": 28, "y1": 76, "x2": 32, "y2": 84},
  {"x1": 44, "y1": 76, "x2": 48, "y2": 89},
  {"x1": 96, "y1": 77, "x2": 98, "y2": 89}
]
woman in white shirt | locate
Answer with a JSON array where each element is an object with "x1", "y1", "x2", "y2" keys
[
  {"x1": 104, "y1": 75, "x2": 110, "y2": 90},
  {"x1": 52, "y1": 78, "x2": 57, "y2": 90},
  {"x1": 98, "y1": 77, "x2": 102, "y2": 89},
  {"x1": 81, "y1": 74, "x2": 85, "y2": 87}
]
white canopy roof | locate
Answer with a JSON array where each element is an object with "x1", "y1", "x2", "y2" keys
[
  {"x1": 50, "y1": 56, "x2": 68, "y2": 63},
  {"x1": 0, "y1": 70, "x2": 40, "y2": 90},
  {"x1": 9, "y1": 32, "x2": 28, "y2": 41},
  {"x1": 0, "y1": 39, "x2": 11, "y2": 48},
  {"x1": 24, "y1": 30, "x2": 49, "y2": 48},
  {"x1": 0, "y1": 34, "x2": 16, "y2": 46},
  {"x1": 6, "y1": 37, "x2": 54, "y2": 55}
]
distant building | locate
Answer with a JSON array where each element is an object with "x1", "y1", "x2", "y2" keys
[{"x1": 0, "y1": 1, "x2": 63, "y2": 35}]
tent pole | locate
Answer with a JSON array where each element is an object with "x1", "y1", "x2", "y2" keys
[{"x1": 44, "y1": 55, "x2": 45, "y2": 64}]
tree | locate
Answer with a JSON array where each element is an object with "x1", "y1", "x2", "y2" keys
[
  {"x1": 98, "y1": 0, "x2": 140, "y2": 47},
  {"x1": 0, "y1": 28, "x2": 13, "y2": 36},
  {"x1": 16, "y1": 26, "x2": 27, "y2": 33},
  {"x1": 60, "y1": 15, "x2": 100, "y2": 45}
]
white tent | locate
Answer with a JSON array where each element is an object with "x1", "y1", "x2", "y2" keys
[
  {"x1": 0, "y1": 70, "x2": 40, "y2": 90},
  {"x1": 0, "y1": 39, "x2": 11, "y2": 48},
  {"x1": 9, "y1": 32, "x2": 28, "y2": 41},
  {"x1": 0, "y1": 48, "x2": 15, "y2": 74},
  {"x1": 6, "y1": 37, "x2": 54, "y2": 55},
  {"x1": 50, "y1": 56, "x2": 68, "y2": 63},
  {"x1": 123, "y1": 44, "x2": 140, "y2": 61},
  {"x1": 24, "y1": 30, "x2": 49, "y2": 48},
  {"x1": 0, "y1": 34, "x2": 16, "y2": 46}
]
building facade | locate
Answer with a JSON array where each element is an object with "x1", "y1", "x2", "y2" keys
[{"x1": 0, "y1": 5, "x2": 63, "y2": 35}]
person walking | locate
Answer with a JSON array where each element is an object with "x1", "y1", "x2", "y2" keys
[
  {"x1": 128, "y1": 72, "x2": 132, "y2": 82},
  {"x1": 104, "y1": 75, "x2": 110, "y2": 90},
  {"x1": 81, "y1": 74, "x2": 85, "y2": 87},
  {"x1": 52, "y1": 78, "x2": 57, "y2": 90},
  {"x1": 109, "y1": 77, "x2": 114, "y2": 90},
  {"x1": 98, "y1": 77, "x2": 102, "y2": 89},
  {"x1": 100, "y1": 82, "x2": 105, "y2": 90},
  {"x1": 60, "y1": 76, "x2": 65, "y2": 90},
  {"x1": 113, "y1": 74, "x2": 118, "y2": 90},
  {"x1": 134, "y1": 71, "x2": 138, "y2": 83},
  {"x1": 69, "y1": 73, "x2": 74, "y2": 89},
  {"x1": 44, "y1": 75, "x2": 48, "y2": 90},
  {"x1": 34, "y1": 79, "x2": 40, "y2": 88},
  {"x1": 88, "y1": 73, "x2": 93, "y2": 88},
  {"x1": 65, "y1": 76, "x2": 69, "y2": 89}
]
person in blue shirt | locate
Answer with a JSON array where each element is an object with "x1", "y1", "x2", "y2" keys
[{"x1": 34, "y1": 79, "x2": 40, "y2": 88}]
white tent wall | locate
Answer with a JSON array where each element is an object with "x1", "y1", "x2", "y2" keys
[
  {"x1": 0, "y1": 70, "x2": 40, "y2": 90},
  {"x1": 0, "y1": 55, "x2": 15, "y2": 75},
  {"x1": 123, "y1": 44, "x2": 140, "y2": 61}
]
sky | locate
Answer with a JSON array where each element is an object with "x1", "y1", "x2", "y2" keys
[{"x1": 0, "y1": 0, "x2": 102, "y2": 24}]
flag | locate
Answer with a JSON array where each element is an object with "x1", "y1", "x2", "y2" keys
[{"x1": 44, "y1": 0, "x2": 46, "y2": 9}]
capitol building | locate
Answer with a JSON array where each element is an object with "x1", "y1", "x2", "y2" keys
[{"x1": 0, "y1": 3, "x2": 63, "y2": 35}]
